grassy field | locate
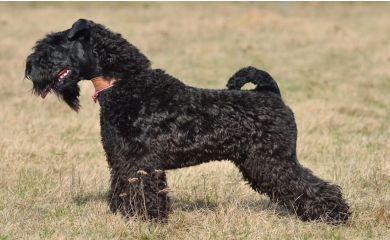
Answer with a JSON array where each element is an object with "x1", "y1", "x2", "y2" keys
[{"x1": 0, "y1": 2, "x2": 389, "y2": 239}]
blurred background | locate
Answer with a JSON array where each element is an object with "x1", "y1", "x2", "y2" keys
[{"x1": 0, "y1": 2, "x2": 389, "y2": 239}]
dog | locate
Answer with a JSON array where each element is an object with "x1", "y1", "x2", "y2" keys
[{"x1": 25, "y1": 19, "x2": 350, "y2": 223}]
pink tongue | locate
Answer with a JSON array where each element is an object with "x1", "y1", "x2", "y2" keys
[
  {"x1": 40, "y1": 68, "x2": 68, "y2": 98},
  {"x1": 40, "y1": 86, "x2": 50, "y2": 99}
]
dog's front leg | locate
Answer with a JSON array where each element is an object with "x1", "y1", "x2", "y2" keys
[{"x1": 107, "y1": 165, "x2": 170, "y2": 221}]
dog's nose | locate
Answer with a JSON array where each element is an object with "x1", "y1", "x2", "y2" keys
[{"x1": 25, "y1": 60, "x2": 33, "y2": 76}]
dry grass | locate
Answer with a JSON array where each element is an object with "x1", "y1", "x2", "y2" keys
[{"x1": 0, "y1": 2, "x2": 389, "y2": 239}]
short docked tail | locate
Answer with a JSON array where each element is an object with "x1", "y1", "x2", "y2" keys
[{"x1": 226, "y1": 66, "x2": 281, "y2": 96}]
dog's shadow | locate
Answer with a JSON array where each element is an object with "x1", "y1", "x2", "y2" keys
[
  {"x1": 71, "y1": 191, "x2": 107, "y2": 206},
  {"x1": 72, "y1": 192, "x2": 290, "y2": 217},
  {"x1": 171, "y1": 197, "x2": 290, "y2": 217}
]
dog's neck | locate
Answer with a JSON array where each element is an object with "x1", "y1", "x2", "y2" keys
[
  {"x1": 90, "y1": 76, "x2": 118, "y2": 102},
  {"x1": 91, "y1": 76, "x2": 117, "y2": 91}
]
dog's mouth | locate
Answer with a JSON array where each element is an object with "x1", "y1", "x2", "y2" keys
[{"x1": 40, "y1": 68, "x2": 71, "y2": 98}]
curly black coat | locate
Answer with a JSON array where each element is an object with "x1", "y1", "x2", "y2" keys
[{"x1": 25, "y1": 19, "x2": 350, "y2": 223}]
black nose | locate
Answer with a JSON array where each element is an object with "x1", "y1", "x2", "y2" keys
[{"x1": 25, "y1": 60, "x2": 32, "y2": 77}]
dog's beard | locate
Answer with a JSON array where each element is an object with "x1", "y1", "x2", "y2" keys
[{"x1": 55, "y1": 83, "x2": 80, "y2": 111}]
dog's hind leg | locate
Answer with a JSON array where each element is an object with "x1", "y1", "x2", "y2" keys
[
  {"x1": 108, "y1": 165, "x2": 170, "y2": 221},
  {"x1": 235, "y1": 151, "x2": 350, "y2": 224}
]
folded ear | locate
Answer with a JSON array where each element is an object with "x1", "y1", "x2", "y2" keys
[{"x1": 67, "y1": 19, "x2": 95, "y2": 40}]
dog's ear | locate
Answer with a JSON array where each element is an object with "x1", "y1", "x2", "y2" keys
[{"x1": 67, "y1": 19, "x2": 95, "y2": 40}]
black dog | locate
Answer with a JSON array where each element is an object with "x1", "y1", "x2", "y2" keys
[{"x1": 25, "y1": 19, "x2": 350, "y2": 223}]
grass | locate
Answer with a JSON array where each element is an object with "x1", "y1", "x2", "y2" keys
[{"x1": 0, "y1": 2, "x2": 389, "y2": 239}]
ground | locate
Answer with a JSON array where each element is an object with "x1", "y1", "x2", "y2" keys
[{"x1": 0, "y1": 2, "x2": 389, "y2": 239}]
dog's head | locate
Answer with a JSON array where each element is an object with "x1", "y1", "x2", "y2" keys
[{"x1": 25, "y1": 19, "x2": 150, "y2": 111}]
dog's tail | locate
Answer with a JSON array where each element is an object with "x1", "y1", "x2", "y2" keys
[{"x1": 226, "y1": 66, "x2": 281, "y2": 96}]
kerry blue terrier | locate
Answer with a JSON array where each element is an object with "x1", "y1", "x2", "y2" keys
[{"x1": 25, "y1": 19, "x2": 350, "y2": 223}]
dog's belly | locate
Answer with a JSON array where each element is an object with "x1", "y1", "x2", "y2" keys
[{"x1": 160, "y1": 128, "x2": 249, "y2": 169}]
